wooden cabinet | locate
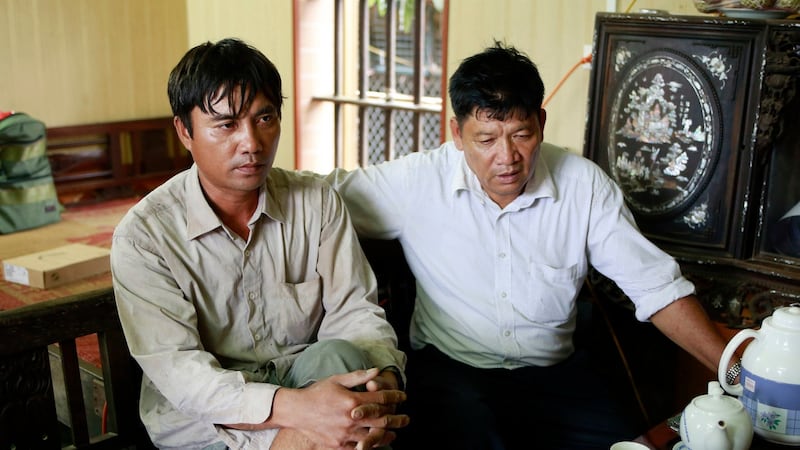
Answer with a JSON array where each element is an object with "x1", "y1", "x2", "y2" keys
[
  {"x1": 585, "y1": 12, "x2": 800, "y2": 329},
  {"x1": 583, "y1": 12, "x2": 800, "y2": 414}
]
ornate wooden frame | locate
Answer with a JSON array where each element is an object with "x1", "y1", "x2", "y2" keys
[{"x1": 584, "y1": 14, "x2": 800, "y2": 328}]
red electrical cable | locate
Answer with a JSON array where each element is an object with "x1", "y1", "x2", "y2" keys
[
  {"x1": 102, "y1": 401, "x2": 108, "y2": 434},
  {"x1": 542, "y1": 54, "x2": 593, "y2": 108}
]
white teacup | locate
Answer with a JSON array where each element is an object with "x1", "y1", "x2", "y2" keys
[{"x1": 610, "y1": 442, "x2": 649, "y2": 450}]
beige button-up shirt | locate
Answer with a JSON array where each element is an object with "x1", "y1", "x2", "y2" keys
[{"x1": 111, "y1": 165, "x2": 404, "y2": 449}]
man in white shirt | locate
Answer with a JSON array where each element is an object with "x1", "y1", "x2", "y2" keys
[
  {"x1": 112, "y1": 38, "x2": 407, "y2": 450},
  {"x1": 325, "y1": 42, "x2": 732, "y2": 449}
]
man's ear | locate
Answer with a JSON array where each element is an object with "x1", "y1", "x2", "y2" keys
[
  {"x1": 173, "y1": 116, "x2": 193, "y2": 152},
  {"x1": 539, "y1": 109, "x2": 547, "y2": 134},
  {"x1": 450, "y1": 117, "x2": 463, "y2": 150}
]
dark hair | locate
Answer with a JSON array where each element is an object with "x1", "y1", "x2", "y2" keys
[
  {"x1": 448, "y1": 41, "x2": 545, "y2": 127},
  {"x1": 167, "y1": 38, "x2": 284, "y2": 137}
]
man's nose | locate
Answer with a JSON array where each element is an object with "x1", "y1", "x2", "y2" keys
[
  {"x1": 497, "y1": 137, "x2": 516, "y2": 164},
  {"x1": 238, "y1": 123, "x2": 262, "y2": 153}
]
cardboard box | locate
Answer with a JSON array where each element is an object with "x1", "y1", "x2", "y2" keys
[{"x1": 2, "y1": 243, "x2": 110, "y2": 289}]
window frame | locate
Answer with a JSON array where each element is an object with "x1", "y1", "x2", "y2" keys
[{"x1": 301, "y1": 0, "x2": 448, "y2": 169}]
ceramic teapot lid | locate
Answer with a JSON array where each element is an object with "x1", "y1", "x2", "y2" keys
[
  {"x1": 694, "y1": 382, "x2": 744, "y2": 413},
  {"x1": 772, "y1": 303, "x2": 800, "y2": 330}
]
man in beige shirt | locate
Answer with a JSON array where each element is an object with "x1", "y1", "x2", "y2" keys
[{"x1": 111, "y1": 38, "x2": 407, "y2": 450}]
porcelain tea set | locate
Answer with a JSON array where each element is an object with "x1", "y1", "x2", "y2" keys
[{"x1": 675, "y1": 303, "x2": 800, "y2": 450}]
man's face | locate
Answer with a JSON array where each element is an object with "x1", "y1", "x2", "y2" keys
[
  {"x1": 451, "y1": 108, "x2": 546, "y2": 209},
  {"x1": 174, "y1": 88, "x2": 280, "y2": 202}
]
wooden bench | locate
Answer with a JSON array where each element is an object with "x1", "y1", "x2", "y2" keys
[
  {"x1": 45, "y1": 117, "x2": 191, "y2": 206},
  {"x1": 0, "y1": 288, "x2": 154, "y2": 449}
]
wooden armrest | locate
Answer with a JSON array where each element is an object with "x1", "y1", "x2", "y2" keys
[{"x1": 0, "y1": 288, "x2": 153, "y2": 449}]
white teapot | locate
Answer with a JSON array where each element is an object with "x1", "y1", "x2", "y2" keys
[
  {"x1": 718, "y1": 303, "x2": 800, "y2": 446},
  {"x1": 679, "y1": 381, "x2": 753, "y2": 450}
]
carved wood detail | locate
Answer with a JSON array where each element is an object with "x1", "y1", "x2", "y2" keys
[
  {"x1": 0, "y1": 347, "x2": 60, "y2": 449},
  {"x1": 756, "y1": 27, "x2": 800, "y2": 163}
]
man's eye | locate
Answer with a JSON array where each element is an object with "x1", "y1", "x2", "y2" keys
[
  {"x1": 259, "y1": 114, "x2": 274, "y2": 124},
  {"x1": 220, "y1": 122, "x2": 235, "y2": 129}
]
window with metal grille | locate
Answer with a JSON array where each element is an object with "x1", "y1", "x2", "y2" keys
[{"x1": 311, "y1": 0, "x2": 448, "y2": 167}]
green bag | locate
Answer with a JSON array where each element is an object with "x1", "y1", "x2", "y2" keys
[{"x1": 0, "y1": 112, "x2": 62, "y2": 234}]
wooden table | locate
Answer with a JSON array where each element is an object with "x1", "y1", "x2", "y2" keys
[{"x1": 0, "y1": 197, "x2": 135, "y2": 311}]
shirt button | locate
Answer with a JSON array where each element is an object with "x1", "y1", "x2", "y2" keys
[
  {"x1": 248, "y1": 292, "x2": 255, "y2": 300},
  {"x1": 500, "y1": 292, "x2": 507, "y2": 298},
  {"x1": 504, "y1": 330, "x2": 511, "y2": 337},
  {"x1": 254, "y1": 334, "x2": 262, "y2": 341},
  {"x1": 499, "y1": 252, "x2": 506, "y2": 258},
  {"x1": 245, "y1": 250, "x2": 251, "y2": 257}
]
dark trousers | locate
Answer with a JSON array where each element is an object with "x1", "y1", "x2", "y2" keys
[{"x1": 393, "y1": 345, "x2": 642, "y2": 450}]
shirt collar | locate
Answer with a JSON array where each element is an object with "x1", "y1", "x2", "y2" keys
[
  {"x1": 185, "y1": 165, "x2": 284, "y2": 240},
  {"x1": 260, "y1": 172, "x2": 286, "y2": 224},
  {"x1": 449, "y1": 145, "x2": 557, "y2": 209}
]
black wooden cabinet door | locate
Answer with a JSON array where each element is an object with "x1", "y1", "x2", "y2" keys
[{"x1": 585, "y1": 13, "x2": 768, "y2": 258}]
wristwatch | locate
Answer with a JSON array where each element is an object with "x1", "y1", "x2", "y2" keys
[{"x1": 726, "y1": 360, "x2": 742, "y2": 385}]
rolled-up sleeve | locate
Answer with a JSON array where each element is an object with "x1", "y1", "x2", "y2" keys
[{"x1": 585, "y1": 171, "x2": 696, "y2": 322}]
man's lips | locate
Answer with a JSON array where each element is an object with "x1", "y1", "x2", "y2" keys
[
  {"x1": 236, "y1": 163, "x2": 266, "y2": 174},
  {"x1": 495, "y1": 170, "x2": 520, "y2": 182}
]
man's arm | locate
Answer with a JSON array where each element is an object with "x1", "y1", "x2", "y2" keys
[
  {"x1": 111, "y1": 235, "x2": 278, "y2": 426},
  {"x1": 650, "y1": 295, "x2": 729, "y2": 373},
  {"x1": 253, "y1": 178, "x2": 408, "y2": 449},
  {"x1": 324, "y1": 165, "x2": 407, "y2": 240},
  {"x1": 314, "y1": 181, "x2": 407, "y2": 372}
]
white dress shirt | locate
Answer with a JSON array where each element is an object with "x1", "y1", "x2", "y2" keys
[
  {"x1": 112, "y1": 165, "x2": 404, "y2": 449},
  {"x1": 327, "y1": 142, "x2": 694, "y2": 369}
]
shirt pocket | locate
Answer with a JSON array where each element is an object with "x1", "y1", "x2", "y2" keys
[
  {"x1": 268, "y1": 277, "x2": 323, "y2": 346},
  {"x1": 521, "y1": 261, "x2": 586, "y2": 325}
]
